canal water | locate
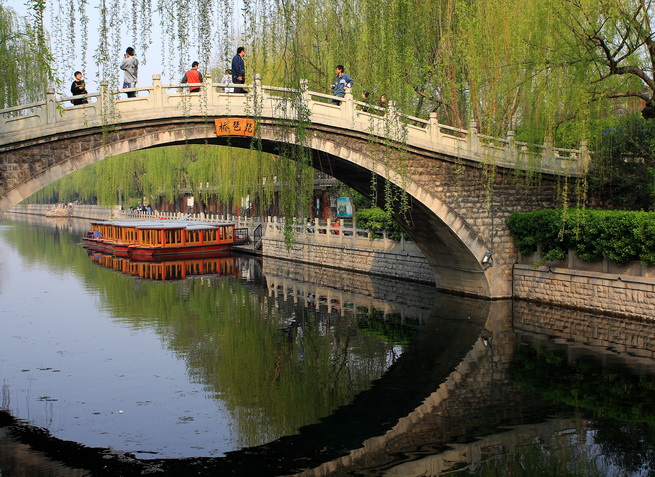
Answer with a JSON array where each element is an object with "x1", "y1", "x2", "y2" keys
[{"x1": 1, "y1": 215, "x2": 655, "y2": 476}]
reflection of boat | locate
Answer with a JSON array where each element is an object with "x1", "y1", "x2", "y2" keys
[
  {"x1": 88, "y1": 251, "x2": 237, "y2": 281},
  {"x1": 83, "y1": 219, "x2": 249, "y2": 260}
]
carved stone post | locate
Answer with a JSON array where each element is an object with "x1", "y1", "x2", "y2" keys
[
  {"x1": 203, "y1": 72, "x2": 213, "y2": 106},
  {"x1": 542, "y1": 136, "x2": 554, "y2": 169},
  {"x1": 579, "y1": 140, "x2": 590, "y2": 172},
  {"x1": 468, "y1": 119, "x2": 480, "y2": 155},
  {"x1": 343, "y1": 87, "x2": 355, "y2": 124},
  {"x1": 45, "y1": 88, "x2": 56, "y2": 125},
  {"x1": 300, "y1": 79, "x2": 310, "y2": 104},
  {"x1": 429, "y1": 112, "x2": 442, "y2": 146},
  {"x1": 152, "y1": 75, "x2": 163, "y2": 109},
  {"x1": 505, "y1": 130, "x2": 517, "y2": 164},
  {"x1": 253, "y1": 74, "x2": 263, "y2": 114}
]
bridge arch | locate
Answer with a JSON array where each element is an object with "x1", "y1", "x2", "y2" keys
[{"x1": 0, "y1": 77, "x2": 585, "y2": 297}]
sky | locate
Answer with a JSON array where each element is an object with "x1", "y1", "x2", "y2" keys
[{"x1": 3, "y1": 0, "x2": 244, "y2": 95}]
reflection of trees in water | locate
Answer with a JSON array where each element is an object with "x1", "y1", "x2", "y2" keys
[
  {"x1": 593, "y1": 421, "x2": 655, "y2": 474},
  {"x1": 0, "y1": 218, "x2": 410, "y2": 448},
  {"x1": 508, "y1": 343, "x2": 655, "y2": 475}
]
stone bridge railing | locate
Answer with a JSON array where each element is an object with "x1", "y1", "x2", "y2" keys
[{"x1": 0, "y1": 74, "x2": 589, "y2": 176}]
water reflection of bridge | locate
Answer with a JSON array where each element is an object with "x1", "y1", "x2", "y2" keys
[{"x1": 262, "y1": 256, "x2": 437, "y2": 324}]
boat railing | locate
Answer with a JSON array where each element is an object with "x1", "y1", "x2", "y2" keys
[
  {"x1": 253, "y1": 224, "x2": 263, "y2": 250},
  {"x1": 234, "y1": 227, "x2": 251, "y2": 245}
]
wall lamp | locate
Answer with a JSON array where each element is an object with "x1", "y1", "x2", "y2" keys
[{"x1": 481, "y1": 252, "x2": 493, "y2": 267}]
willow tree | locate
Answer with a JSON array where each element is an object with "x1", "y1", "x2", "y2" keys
[
  {"x1": 0, "y1": 2, "x2": 52, "y2": 108},
  {"x1": 554, "y1": 0, "x2": 655, "y2": 120},
  {"x1": 17, "y1": 0, "x2": 635, "y2": 217}
]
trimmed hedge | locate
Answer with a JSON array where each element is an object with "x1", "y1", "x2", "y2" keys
[{"x1": 507, "y1": 209, "x2": 655, "y2": 265}]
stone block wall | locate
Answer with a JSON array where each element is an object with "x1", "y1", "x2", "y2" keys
[
  {"x1": 263, "y1": 236, "x2": 435, "y2": 284},
  {"x1": 514, "y1": 264, "x2": 655, "y2": 319}
]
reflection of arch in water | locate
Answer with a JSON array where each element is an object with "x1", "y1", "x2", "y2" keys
[
  {"x1": 156, "y1": 294, "x2": 499, "y2": 475},
  {"x1": 0, "y1": 291, "x2": 496, "y2": 475},
  {"x1": 5, "y1": 296, "x2": 655, "y2": 475}
]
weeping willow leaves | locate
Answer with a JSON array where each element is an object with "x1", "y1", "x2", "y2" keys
[
  {"x1": 27, "y1": 145, "x2": 280, "y2": 210},
  {"x1": 0, "y1": 3, "x2": 52, "y2": 108},
  {"x1": 12, "y1": 0, "x2": 652, "y2": 142},
  {"x1": 14, "y1": 0, "x2": 655, "y2": 225}
]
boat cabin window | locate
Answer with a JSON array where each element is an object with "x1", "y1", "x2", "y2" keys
[
  {"x1": 218, "y1": 225, "x2": 234, "y2": 241},
  {"x1": 163, "y1": 229, "x2": 183, "y2": 245},
  {"x1": 204, "y1": 228, "x2": 217, "y2": 243},
  {"x1": 186, "y1": 230, "x2": 201, "y2": 244}
]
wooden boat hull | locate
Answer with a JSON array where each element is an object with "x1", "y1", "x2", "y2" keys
[{"x1": 128, "y1": 243, "x2": 233, "y2": 261}]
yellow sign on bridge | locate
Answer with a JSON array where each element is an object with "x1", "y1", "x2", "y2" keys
[{"x1": 214, "y1": 118, "x2": 255, "y2": 136}]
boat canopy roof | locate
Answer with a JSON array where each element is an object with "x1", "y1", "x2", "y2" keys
[{"x1": 90, "y1": 219, "x2": 236, "y2": 230}]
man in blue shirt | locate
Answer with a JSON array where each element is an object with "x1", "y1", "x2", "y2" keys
[
  {"x1": 331, "y1": 65, "x2": 353, "y2": 105},
  {"x1": 231, "y1": 47, "x2": 246, "y2": 93}
]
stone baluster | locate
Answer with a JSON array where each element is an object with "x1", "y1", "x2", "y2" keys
[
  {"x1": 468, "y1": 119, "x2": 480, "y2": 155},
  {"x1": 542, "y1": 136, "x2": 554, "y2": 169},
  {"x1": 300, "y1": 78, "x2": 310, "y2": 106},
  {"x1": 45, "y1": 88, "x2": 56, "y2": 125},
  {"x1": 152, "y1": 75, "x2": 163, "y2": 109},
  {"x1": 429, "y1": 112, "x2": 442, "y2": 146},
  {"x1": 342, "y1": 87, "x2": 355, "y2": 125},
  {"x1": 204, "y1": 72, "x2": 213, "y2": 106},
  {"x1": 253, "y1": 73, "x2": 262, "y2": 97},
  {"x1": 579, "y1": 140, "x2": 590, "y2": 171},
  {"x1": 99, "y1": 81, "x2": 112, "y2": 119},
  {"x1": 505, "y1": 130, "x2": 517, "y2": 164}
]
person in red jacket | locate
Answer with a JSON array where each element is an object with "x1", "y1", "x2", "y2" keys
[{"x1": 181, "y1": 61, "x2": 203, "y2": 92}]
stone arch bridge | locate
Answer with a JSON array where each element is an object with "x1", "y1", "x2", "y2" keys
[{"x1": 0, "y1": 74, "x2": 589, "y2": 298}]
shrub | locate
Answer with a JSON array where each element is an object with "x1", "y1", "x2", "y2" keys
[
  {"x1": 508, "y1": 209, "x2": 655, "y2": 265},
  {"x1": 356, "y1": 208, "x2": 403, "y2": 240}
]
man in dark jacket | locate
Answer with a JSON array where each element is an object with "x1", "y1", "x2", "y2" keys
[
  {"x1": 71, "y1": 71, "x2": 88, "y2": 105},
  {"x1": 231, "y1": 47, "x2": 246, "y2": 93}
]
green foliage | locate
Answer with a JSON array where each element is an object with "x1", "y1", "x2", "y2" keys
[
  {"x1": 508, "y1": 208, "x2": 655, "y2": 265},
  {"x1": 26, "y1": 145, "x2": 279, "y2": 212},
  {"x1": 587, "y1": 113, "x2": 655, "y2": 211},
  {"x1": 0, "y1": 3, "x2": 52, "y2": 108},
  {"x1": 355, "y1": 207, "x2": 403, "y2": 240}
]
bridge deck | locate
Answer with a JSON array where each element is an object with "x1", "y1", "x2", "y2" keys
[{"x1": 0, "y1": 74, "x2": 588, "y2": 176}]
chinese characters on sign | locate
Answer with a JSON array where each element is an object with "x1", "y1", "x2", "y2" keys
[{"x1": 214, "y1": 118, "x2": 255, "y2": 137}]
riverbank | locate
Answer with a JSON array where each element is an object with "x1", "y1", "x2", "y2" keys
[
  {"x1": 6, "y1": 204, "x2": 435, "y2": 284},
  {"x1": 8, "y1": 204, "x2": 655, "y2": 318}
]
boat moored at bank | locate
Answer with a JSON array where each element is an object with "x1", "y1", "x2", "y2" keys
[{"x1": 83, "y1": 219, "x2": 249, "y2": 259}]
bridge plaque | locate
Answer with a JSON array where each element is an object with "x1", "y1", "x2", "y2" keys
[{"x1": 215, "y1": 118, "x2": 255, "y2": 136}]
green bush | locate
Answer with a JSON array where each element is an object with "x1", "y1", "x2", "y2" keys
[
  {"x1": 355, "y1": 207, "x2": 403, "y2": 240},
  {"x1": 508, "y1": 209, "x2": 655, "y2": 265}
]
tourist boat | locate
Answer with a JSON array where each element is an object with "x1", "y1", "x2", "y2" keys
[
  {"x1": 87, "y1": 251, "x2": 237, "y2": 281},
  {"x1": 83, "y1": 219, "x2": 248, "y2": 260}
]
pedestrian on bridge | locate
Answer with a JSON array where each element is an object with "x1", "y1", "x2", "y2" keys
[
  {"x1": 181, "y1": 61, "x2": 203, "y2": 92},
  {"x1": 120, "y1": 47, "x2": 138, "y2": 98},
  {"x1": 331, "y1": 65, "x2": 353, "y2": 105},
  {"x1": 231, "y1": 47, "x2": 246, "y2": 93},
  {"x1": 221, "y1": 69, "x2": 233, "y2": 93},
  {"x1": 70, "y1": 71, "x2": 88, "y2": 105}
]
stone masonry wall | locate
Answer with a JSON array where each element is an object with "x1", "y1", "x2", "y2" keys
[
  {"x1": 263, "y1": 236, "x2": 435, "y2": 284},
  {"x1": 514, "y1": 264, "x2": 655, "y2": 319}
]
